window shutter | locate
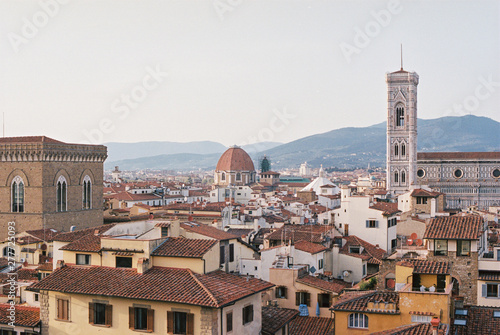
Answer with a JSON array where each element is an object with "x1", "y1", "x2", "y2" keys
[
  {"x1": 63, "y1": 300, "x2": 68, "y2": 320},
  {"x1": 187, "y1": 313, "x2": 194, "y2": 335},
  {"x1": 284, "y1": 287, "x2": 287, "y2": 299},
  {"x1": 167, "y1": 311, "x2": 174, "y2": 333},
  {"x1": 295, "y1": 292, "x2": 300, "y2": 306},
  {"x1": 105, "y1": 304, "x2": 113, "y2": 326},
  {"x1": 147, "y1": 309, "x2": 154, "y2": 332},
  {"x1": 129, "y1": 307, "x2": 134, "y2": 330},
  {"x1": 249, "y1": 306, "x2": 254, "y2": 322},
  {"x1": 229, "y1": 244, "x2": 234, "y2": 262},
  {"x1": 498, "y1": 285, "x2": 500, "y2": 298},
  {"x1": 375, "y1": 221, "x2": 379, "y2": 228},
  {"x1": 306, "y1": 293, "x2": 311, "y2": 307},
  {"x1": 275, "y1": 289, "x2": 279, "y2": 299},
  {"x1": 88, "y1": 302, "x2": 94, "y2": 324},
  {"x1": 482, "y1": 284, "x2": 487, "y2": 297},
  {"x1": 365, "y1": 220, "x2": 369, "y2": 228}
]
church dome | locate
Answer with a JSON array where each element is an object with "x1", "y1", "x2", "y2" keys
[{"x1": 216, "y1": 146, "x2": 255, "y2": 172}]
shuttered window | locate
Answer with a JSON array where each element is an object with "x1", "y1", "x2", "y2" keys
[
  {"x1": 167, "y1": 311, "x2": 194, "y2": 335},
  {"x1": 226, "y1": 312, "x2": 233, "y2": 333},
  {"x1": 365, "y1": 220, "x2": 378, "y2": 228},
  {"x1": 57, "y1": 298, "x2": 69, "y2": 320},
  {"x1": 229, "y1": 244, "x2": 234, "y2": 262},
  {"x1": 482, "y1": 284, "x2": 500, "y2": 298},
  {"x1": 295, "y1": 292, "x2": 310, "y2": 306},
  {"x1": 242, "y1": 305, "x2": 253, "y2": 325},
  {"x1": 89, "y1": 302, "x2": 112, "y2": 327},
  {"x1": 129, "y1": 307, "x2": 154, "y2": 332}
]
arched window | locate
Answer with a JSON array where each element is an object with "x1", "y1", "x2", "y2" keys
[
  {"x1": 396, "y1": 106, "x2": 405, "y2": 127},
  {"x1": 236, "y1": 173, "x2": 241, "y2": 181},
  {"x1": 401, "y1": 143, "x2": 406, "y2": 157},
  {"x1": 349, "y1": 313, "x2": 368, "y2": 329},
  {"x1": 394, "y1": 171, "x2": 399, "y2": 183},
  {"x1": 82, "y1": 175, "x2": 92, "y2": 209},
  {"x1": 221, "y1": 172, "x2": 226, "y2": 181},
  {"x1": 57, "y1": 176, "x2": 67, "y2": 212},
  {"x1": 394, "y1": 144, "x2": 399, "y2": 157},
  {"x1": 11, "y1": 176, "x2": 25, "y2": 213},
  {"x1": 401, "y1": 171, "x2": 406, "y2": 183}
]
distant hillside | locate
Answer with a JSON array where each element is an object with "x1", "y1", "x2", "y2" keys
[
  {"x1": 104, "y1": 141, "x2": 227, "y2": 162},
  {"x1": 105, "y1": 115, "x2": 500, "y2": 170},
  {"x1": 259, "y1": 115, "x2": 500, "y2": 168}
]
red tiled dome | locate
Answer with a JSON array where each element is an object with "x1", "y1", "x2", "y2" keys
[{"x1": 216, "y1": 146, "x2": 255, "y2": 172}]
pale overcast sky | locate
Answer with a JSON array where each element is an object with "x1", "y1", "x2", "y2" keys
[{"x1": 0, "y1": 0, "x2": 499, "y2": 146}]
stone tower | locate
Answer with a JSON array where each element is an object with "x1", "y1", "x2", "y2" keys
[{"x1": 386, "y1": 67, "x2": 419, "y2": 194}]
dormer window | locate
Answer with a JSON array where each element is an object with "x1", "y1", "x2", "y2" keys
[{"x1": 349, "y1": 246, "x2": 360, "y2": 254}]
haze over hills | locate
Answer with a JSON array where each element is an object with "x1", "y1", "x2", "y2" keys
[{"x1": 105, "y1": 115, "x2": 500, "y2": 171}]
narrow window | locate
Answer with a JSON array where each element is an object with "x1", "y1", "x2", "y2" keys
[
  {"x1": 275, "y1": 286, "x2": 287, "y2": 299},
  {"x1": 220, "y1": 245, "x2": 225, "y2": 265},
  {"x1": 242, "y1": 305, "x2": 253, "y2": 325},
  {"x1": 401, "y1": 171, "x2": 406, "y2": 183},
  {"x1": 229, "y1": 244, "x2": 234, "y2": 262},
  {"x1": 11, "y1": 176, "x2": 25, "y2": 213},
  {"x1": 396, "y1": 106, "x2": 405, "y2": 127},
  {"x1": 401, "y1": 143, "x2": 406, "y2": 156},
  {"x1": 226, "y1": 311, "x2": 233, "y2": 332},
  {"x1": 57, "y1": 298, "x2": 69, "y2": 320},
  {"x1": 236, "y1": 173, "x2": 241, "y2": 181},
  {"x1": 394, "y1": 144, "x2": 399, "y2": 157},
  {"x1": 83, "y1": 175, "x2": 92, "y2": 209},
  {"x1": 394, "y1": 171, "x2": 399, "y2": 183},
  {"x1": 57, "y1": 176, "x2": 67, "y2": 212},
  {"x1": 221, "y1": 173, "x2": 226, "y2": 181}
]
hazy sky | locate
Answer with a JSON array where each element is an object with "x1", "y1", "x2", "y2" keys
[{"x1": 1, "y1": 0, "x2": 499, "y2": 146}]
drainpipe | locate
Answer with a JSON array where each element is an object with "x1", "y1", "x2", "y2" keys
[{"x1": 220, "y1": 307, "x2": 223, "y2": 335}]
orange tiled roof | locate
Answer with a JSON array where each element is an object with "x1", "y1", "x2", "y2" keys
[
  {"x1": 262, "y1": 307, "x2": 298, "y2": 334},
  {"x1": 30, "y1": 266, "x2": 273, "y2": 308},
  {"x1": 53, "y1": 224, "x2": 115, "y2": 243},
  {"x1": 0, "y1": 304, "x2": 40, "y2": 327},
  {"x1": 294, "y1": 240, "x2": 328, "y2": 254},
  {"x1": 410, "y1": 189, "x2": 442, "y2": 198},
  {"x1": 181, "y1": 222, "x2": 239, "y2": 241},
  {"x1": 296, "y1": 275, "x2": 351, "y2": 294},
  {"x1": 332, "y1": 291, "x2": 399, "y2": 314},
  {"x1": 397, "y1": 259, "x2": 450, "y2": 275},
  {"x1": 370, "y1": 202, "x2": 400, "y2": 216},
  {"x1": 424, "y1": 216, "x2": 484, "y2": 240},
  {"x1": 59, "y1": 234, "x2": 101, "y2": 253},
  {"x1": 266, "y1": 224, "x2": 333, "y2": 244},
  {"x1": 369, "y1": 323, "x2": 447, "y2": 335},
  {"x1": 478, "y1": 270, "x2": 500, "y2": 281},
  {"x1": 340, "y1": 235, "x2": 386, "y2": 264},
  {"x1": 36, "y1": 262, "x2": 53, "y2": 272},
  {"x1": 450, "y1": 305, "x2": 500, "y2": 335},
  {"x1": 216, "y1": 146, "x2": 255, "y2": 171},
  {"x1": 288, "y1": 316, "x2": 334, "y2": 335},
  {"x1": 151, "y1": 238, "x2": 217, "y2": 258}
]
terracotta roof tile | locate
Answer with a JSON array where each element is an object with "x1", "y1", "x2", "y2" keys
[
  {"x1": 30, "y1": 266, "x2": 273, "y2": 308},
  {"x1": 410, "y1": 189, "x2": 442, "y2": 198},
  {"x1": 397, "y1": 259, "x2": 450, "y2": 275},
  {"x1": 181, "y1": 222, "x2": 239, "y2": 241},
  {"x1": 369, "y1": 323, "x2": 447, "y2": 335},
  {"x1": 266, "y1": 224, "x2": 333, "y2": 244},
  {"x1": 53, "y1": 224, "x2": 115, "y2": 243},
  {"x1": 0, "y1": 304, "x2": 40, "y2": 327},
  {"x1": 296, "y1": 275, "x2": 351, "y2": 294},
  {"x1": 424, "y1": 216, "x2": 484, "y2": 240},
  {"x1": 370, "y1": 202, "x2": 401, "y2": 216},
  {"x1": 478, "y1": 270, "x2": 500, "y2": 281},
  {"x1": 60, "y1": 234, "x2": 101, "y2": 253},
  {"x1": 36, "y1": 262, "x2": 53, "y2": 271},
  {"x1": 288, "y1": 316, "x2": 334, "y2": 335},
  {"x1": 151, "y1": 238, "x2": 217, "y2": 258},
  {"x1": 294, "y1": 240, "x2": 329, "y2": 254},
  {"x1": 216, "y1": 146, "x2": 255, "y2": 171},
  {"x1": 0, "y1": 136, "x2": 64, "y2": 144},
  {"x1": 332, "y1": 291, "x2": 399, "y2": 314},
  {"x1": 451, "y1": 305, "x2": 500, "y2": 335},
  {"x1": 262, "y1": 307, "x2": 299, "y2": 334},
  {"x1": 340, "y1": 235, "x2": 386, "y2": 264}
]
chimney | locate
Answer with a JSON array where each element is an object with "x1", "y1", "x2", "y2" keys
[
  {"x1": 56, "y1": 260, "x2": 65, "y2": 269},
  {"x1": 430, "y1": 317, "x2": 440, "y2": 335},
  {"x1": 137, "y1": 258, "x2": 152, "y2": 274}
]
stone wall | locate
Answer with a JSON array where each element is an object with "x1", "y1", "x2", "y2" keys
[
  {"x1": 376, "y1": 258, "x2": 396, "y2": 291},
  {"x1": 427, "y1": 252, "x2": 478, "y2": 305},
  {"x1": 200, "y1": 307, "x2": 219, "y2": 335},
  {"x1": 40, "y1": 290, "x2": 50, "y2": 334}
]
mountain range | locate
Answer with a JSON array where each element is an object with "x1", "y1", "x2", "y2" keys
[{"x1": 104, "y1": 115, "x2": 500, "y2": 171}]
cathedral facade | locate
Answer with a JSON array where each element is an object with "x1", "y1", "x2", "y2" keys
[{"x1": 386, "y1": 68, "x2": 500, "y2": 209}]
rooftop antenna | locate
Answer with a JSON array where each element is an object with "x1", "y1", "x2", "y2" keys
[{"x1": 400, "y1": 44, "x2": 403, "y2": 71}]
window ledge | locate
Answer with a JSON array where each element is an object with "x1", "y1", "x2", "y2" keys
[
  {"x1": 55, "y1": 319, "x2": 71, "y2": 323},
  {"x1": 90, "y1": 323, "x2": 111, "y2": 328}
]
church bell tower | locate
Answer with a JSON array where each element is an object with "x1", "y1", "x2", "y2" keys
[{"x1": 386, "y1": 65, "x2": 419, "y2": 194}]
